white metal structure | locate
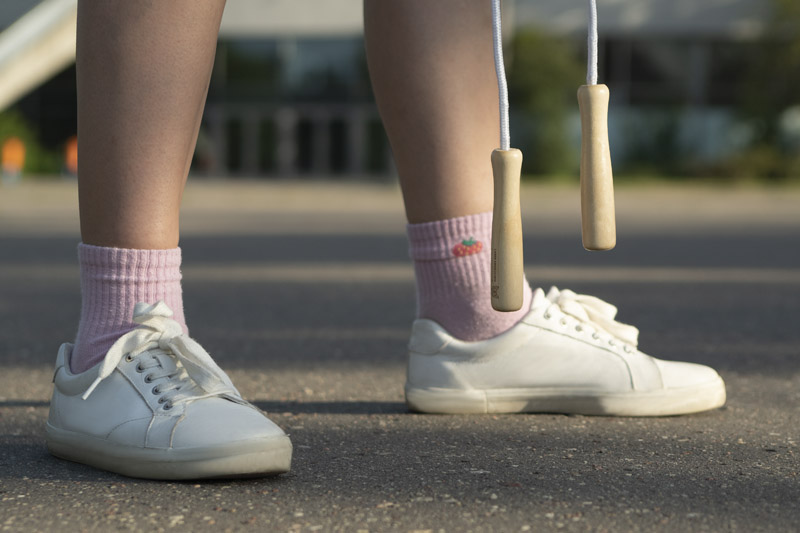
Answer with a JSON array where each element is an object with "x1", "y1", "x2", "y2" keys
[{"x1": 0, "y1": 0, "x2": 77, "y2": 112}]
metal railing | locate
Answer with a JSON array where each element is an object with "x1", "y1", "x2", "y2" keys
[{"x1": 202, "y1": 103, "x2": 394, "y2": 178}]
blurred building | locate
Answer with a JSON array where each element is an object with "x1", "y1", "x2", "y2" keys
[
  {"x1": 202, "y1": 0, "x2": 387, "y2": 177},
  {"x1": 0, "y1": 0, "x2": 778, "y2": 177},
  {"x1": 513, "y1": 0, "x2": 774, "y2": 167}
]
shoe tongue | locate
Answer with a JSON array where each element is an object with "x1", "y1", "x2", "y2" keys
[
  {"x1": 530, "y1": 286, "x2": 561, "y2": 309},
  {"x1": 530, "y1": 287, "x2": 548, "y2": 308},
  {"x1": 545, "y1": 286, "x2": 561, "y2": 302},
  {"x1": 145, "y1": 349, "x2": 179, "y2": 373},
  {"x1": 145, "y1": 348, "x2": 207, "y2": 394}
]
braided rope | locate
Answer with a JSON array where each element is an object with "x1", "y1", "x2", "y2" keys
[
  {"x1": 587, "y1": 0, "x2": 598, "y2": 85},
  {"x1": 491, "y1": 0, "x2": 511, "y2": 150}
]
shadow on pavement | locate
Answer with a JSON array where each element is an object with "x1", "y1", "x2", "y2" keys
[
  {"x1": 253, "y1": 400, "x2": 407, "y2": 415},
  {"x1": 2, "y1": 422, "x2": 798, "y2": 528},
  {"x1": 0, "y1": 400, "x2": 49, "y2": 408}
]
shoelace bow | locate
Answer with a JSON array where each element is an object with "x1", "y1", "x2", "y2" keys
[
  {"x1": 82, "y1": 301, "x2": 241, "y2": 402},
  {"x1": 545, "y1": 287, "x2": 639, "y2": 347}
]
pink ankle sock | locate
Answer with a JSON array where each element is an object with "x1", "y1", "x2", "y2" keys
[
  {"x1": 71, "y1": 243, "x2": 187, "y2": 373},
  {"x1": 407, "y1": 211, "x2": 532, "y2": 341}
]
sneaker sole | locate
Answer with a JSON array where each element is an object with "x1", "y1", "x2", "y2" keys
[
  {"x1": 46, "y1": 423, "x2": 292, "y2": 480},
  {"x1": 405, "y1": 377, "x2": 726, "y2": 416}
]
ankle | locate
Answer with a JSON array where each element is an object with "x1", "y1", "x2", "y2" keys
[
  {"x1": 407, "y1": 212, "x2": 532, "y2": 341},
  {"x1": 71, "y1": 244, "x2": 187, "y2": 373}
]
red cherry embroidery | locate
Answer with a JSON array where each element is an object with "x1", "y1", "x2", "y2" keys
[{"x1": 452, "y1": 237, "x2": 483, "y2": 257}]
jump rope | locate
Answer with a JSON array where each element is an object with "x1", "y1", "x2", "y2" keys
[{"x1": 489, "y1": 0, "x2": 616, "y2": 312}]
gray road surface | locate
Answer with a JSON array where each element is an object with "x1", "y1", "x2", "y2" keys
[{"x1": 1, "y1": 181, "x2": 799, "y2": 532}]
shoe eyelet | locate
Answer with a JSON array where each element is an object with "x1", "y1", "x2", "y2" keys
[
  {"x1": 575, "y1": 325, "x2": 583, "y2": 332},
  {"x1": 623, "y1": 345, "x2": 633, "y2": 353},
  {"x1": 163, "y1": 403, "x2": 173, "y2": 411},
  {"x1": 559, "y1": 318, "x2": 568, "y2": 326},
  {"x1": 543, "y1": 313, "x2": 551, "y2": 320},
  {"x1": 144, "y1": 374, "x2": 153, "y2": 383},
  {"x1": 124, "y1": 354, "x2": 134, "y2": 363},
  {"x1": 158, "y1": 397, "x2": 166, "y2": 404},
  {"x1": 135, "y1": 364, "x2": 144, "y2": 373},
  {"x1": 608, "y1": 340, "x2": 616, "y2": 347},
  {"x1": 152, "y1": 386, "x2": 161, "y2": 395},
  {"x1": 592, "y1": 333, "x2": 600, "y2": 340}
]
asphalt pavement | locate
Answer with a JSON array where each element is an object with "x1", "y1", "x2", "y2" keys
[{"x1": 1, "y1": 179, "x2": 798, "y2": 532}]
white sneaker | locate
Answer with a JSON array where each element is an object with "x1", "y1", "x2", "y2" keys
[
  {"x1": 46, "y1": 301, "x2": 292, "y2": 479},
  {"x1": 405, "y1": 287, "x2": 726, "y2": 416}
]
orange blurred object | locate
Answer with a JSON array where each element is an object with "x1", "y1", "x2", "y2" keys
[
  {"x1": 65, "y1": 135, "x2": 78, "y2": 175},
  {"x1": 1, "y1": 137, "x2": 26, "y2": 173}
]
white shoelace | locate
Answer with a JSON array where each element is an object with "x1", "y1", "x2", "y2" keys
[
  {"x1": 544, "y1": 287, "x2": 639, "y2": 347},
  {"x1": 82, "y1": 301, "x2": 241, "y2": 402}
]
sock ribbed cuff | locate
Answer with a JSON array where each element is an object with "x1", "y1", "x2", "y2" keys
[
  {"x1": 71, "y1": 243, "x2": 187, "y2": 373},
  {"x1": 407, "y1": 212, "x2": 531, "y2": 341},
  {"x1": 78, "y1": 243, "x2": 183, "y2": 284}
]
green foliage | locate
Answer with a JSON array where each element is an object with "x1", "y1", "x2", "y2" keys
[
  {"x1": 774, "y1": 0, "x2": 800, "y2": 66},
  {"x1": 703, "y1": 144, "x2": 800, "y2": 182},
  {"x1": 686, "y1": 0, "x2": 800, "y2": 181},
  {"x1": 618, "y1": 110, "x2": 685, "y2": 176},
  {"x1": 736, "y1": 0, "x2": 800, "y2": 172},
  {"x1": 507, "y1": 29, "x2": 583, "y2": 176},
  {"x1": 0, "y1": 110, "x2": 60, "y2": 175}
]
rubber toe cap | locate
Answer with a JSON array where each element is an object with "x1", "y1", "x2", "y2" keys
[
  {"x1": 172, "y1": 397, "x2": 286, "y2": 449},
  {"x1": 654, "y1": 359, "x2": 724, "y2": 390}
]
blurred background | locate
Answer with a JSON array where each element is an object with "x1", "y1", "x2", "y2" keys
[
  {"x1": 2, "y1": 6, "x2": 799, "y2": 529},
  {"x1": 0, "y1": 0, "x2": 798, "y2": 183}
]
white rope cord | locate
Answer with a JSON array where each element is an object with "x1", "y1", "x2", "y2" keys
[
  {"x1": 491, "y1": 0, "x2": 511, "y2": 151},
  {"x1": 587, "y1": 0, "x2": 599, "y2": 85}
]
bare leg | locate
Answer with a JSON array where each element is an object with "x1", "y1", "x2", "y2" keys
[
  {"x1": 364, "y1": 2, "x2": 727, "y2": 420},
  {"x1": 52, "y1": 1, "x2": 293, "y2": 481},
  {"x1": 364, "y1": 0, "x2": 532, "y2": 343},
  {"x1": 71, "y1": 0, "x2": 225, "y2": 370},
  {"x1": 77, "y1": 0, "x2": 226, "y2": 249},
  {"x1": 364, "y1": 0, "x2": 498, "y2": 223}
]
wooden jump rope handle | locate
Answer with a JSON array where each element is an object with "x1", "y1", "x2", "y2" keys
[
  {"x1": 578, "y1": 84, "x2": 616, "y2": 251},
  {"x1": 491, "y1": 148, "x2": 524, "y2": 312}
]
